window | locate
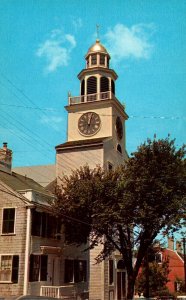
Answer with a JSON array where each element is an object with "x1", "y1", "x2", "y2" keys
[
  {"x1": 100, "y1": 54, "x2": 105, "y2": 65},
  {"x1": 64, "y1": 260, "x2": 74, "y2": 283},
  {"x1": 87, "y1": 76, "x2": 97, "y2": 95},
  {"x1": 31, "y1": 210, "x2": 60, "y2": 239},
  {"x1": 108, "y1": 162, "x2": 113, "y2": 171},
  {"x1": 109, "y1": 259, "x2": 114, "y2": 285},
  {"x1": 155, "y1": 252, "x2": 162, "y2": 263},
  {"x1": 0, "y1": 255, "x2": 19, "y2": 283},
  {"x1": 29, "y1": 254, "x2": 48, "y2": 282},
  {"x1": 111, "y1": 80, "x2": 115, "y2": 95},
  {"x1": 91, "y1": 54, "x2": 97, "y2": 65},
  {"x1": 2, "y1": 208, "x2": 15, "y2": 234},
  {"x1": 100, "y1": 77, "x2": 109, "y2": 93},
  {"x1": 81, "y1": 79, "x2": 85, "y2": 96},
  {"x1": 64, "y1": 259, "x2": 87, "y2": 283},
  {"x1": 117, "y1": 144, "x2": 122, "y2": 154}
]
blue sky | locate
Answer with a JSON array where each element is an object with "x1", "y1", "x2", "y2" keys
[{"x1": 0, "y1": 0, "x2": 185, "y2": 167}]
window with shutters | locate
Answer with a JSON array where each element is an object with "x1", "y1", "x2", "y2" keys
[
  {"x1": 0, "y1": 255, "x2": 19, "y2": 283},
  {"x1": 2, "y1": 208, "x2": 15, "y2": 234},
  {"x1": 29, "y1": 254, "x2": 48, "y2": 282},
  {"x1": 100, "y1": 77, "x2": 109, "y2": 93},
  {"x1": 87, "y1": 76, "x2": 97, "y2": 95}
]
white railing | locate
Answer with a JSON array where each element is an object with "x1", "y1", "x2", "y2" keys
[
  {"x1": 69, "y1": 91, "x2": 117, "y2": 105},
  {"x1": 40, "y1": 285, "x2": 88, "y2": 299},
  {"x1": 40, "y1": 285, "x2": 76, "y2": 299}
]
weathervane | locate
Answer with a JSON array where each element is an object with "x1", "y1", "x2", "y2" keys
[{"x1": 96, "y1": 24, "x2": 100, "y2": 40}]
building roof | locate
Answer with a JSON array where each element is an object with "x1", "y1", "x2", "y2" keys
[
  {"x1": 55, "y1": 137, "x2": 109, "y2": 151},
  {"x1": 0, "y1": 170, "x2": 51, "y2": 194},
  {"x1": 13, "y1": 164, "x2": 56, "y2": 187}
]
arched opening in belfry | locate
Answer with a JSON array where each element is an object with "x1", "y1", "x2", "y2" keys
[
  {"x1": 87, "y1": 76, "x2": 97, "y2": 95},
  {"x1": 100, "y1": 77, "x2": 109, "y2": 93},
  {"x1": 100, "y1": 54, "x2": 105, "y2": 65},
  {"x1": 111, "y1": 80, "x2": 115, "y2": 95},
  {"x1": 81, "y1": 79, "x2": 85, "y2": 95}
]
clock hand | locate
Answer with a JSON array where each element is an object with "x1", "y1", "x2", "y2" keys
[{"x1": 88, "y1": 113, "x2": 93, "y2": 125}]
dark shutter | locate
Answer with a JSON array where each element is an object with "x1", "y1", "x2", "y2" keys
[
  {"x1": 40, "y1": 255, "x2": 48, "y2": 281},
  {"x1": 100, "y1": 77, "x2": 109, "y2": 93},
  {"x1": 12, "y1": 255, "x2": 19, "y2": 283},
  {"x1": 109, "y1": 259, "x2": 114, "y2": 285},
  {"x1": 87, "y1": 76, "x2": 97, "y2": 95}
]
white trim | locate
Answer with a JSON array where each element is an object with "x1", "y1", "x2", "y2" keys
[{"x1": 23, "y1": 207, "x2": 31, "y2": 295}]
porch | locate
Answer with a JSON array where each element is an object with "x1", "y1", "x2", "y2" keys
[{"x1": 40, "y1": 284, "x2": 88, "y2": 300}]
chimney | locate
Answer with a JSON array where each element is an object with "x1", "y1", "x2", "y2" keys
[
  {"x1": 0, "y1": 142, "x2": 12, "y2": 173},
  {"x1": 168, "y1": 237, "x2": 174, "y2": 250}
]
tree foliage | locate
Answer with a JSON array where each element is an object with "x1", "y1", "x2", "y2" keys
[
  {"x1": 136, "y1": 260, "x2": 170, "y2": 297},
  {"x1": 54, "y1": 138, "x2": 186, "y2": 299}
]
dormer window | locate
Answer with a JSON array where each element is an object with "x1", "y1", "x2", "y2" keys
[{"x1": 91, "y1": 54, "x2": 97, "y2": 65}]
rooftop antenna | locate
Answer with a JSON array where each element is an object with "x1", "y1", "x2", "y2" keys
[{"x1": 96, "y1": 24, "x2": 100, "y2": 41}]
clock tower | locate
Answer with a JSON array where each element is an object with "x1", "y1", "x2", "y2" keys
[
  {"x1": 55, "y1": 39, "x2": 129, "y2": 300},
  {"x1": 66, "y1": 39, "x2": 128, "y2": 150},
  {"x1": 57, "y1": 39, "x2": 128, "y2": 174}
]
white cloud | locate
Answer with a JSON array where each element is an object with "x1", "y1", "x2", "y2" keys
[
  {"x1": 40, "y1": 115, "x2": 64, "y2": 131},
  {"x1": 104, "y1": 23, "x2": 155, "y2": 63},
  {"x1": 72, "y1": 17, "x2": 83, "y2": 30},
  {"x1": 36, "y1": 29, "x2": 76, "y2": 73}
]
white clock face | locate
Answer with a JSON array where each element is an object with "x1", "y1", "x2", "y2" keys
[{"x1": 78, "y1": 112, "x2": 101, "y2": 136}]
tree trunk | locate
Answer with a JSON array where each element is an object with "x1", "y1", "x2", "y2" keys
[{"x1": 127, "y1": 272, "x2": 135, "y2": 300}]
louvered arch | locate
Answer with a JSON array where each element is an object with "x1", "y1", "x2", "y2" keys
[
  {"x1": 87, "y1": 76, "x2": 97, "y2": 95},
  {"x1": 81, "y1": 79, "x2": 85, "y2": 95},
  {"x1": 111, "y1": 80, "x2": 115, "y2": 95},
  {"x1": 100, "y1": 77, "x2": 109, "y2": 93}
]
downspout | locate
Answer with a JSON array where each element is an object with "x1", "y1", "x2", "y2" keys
[{"x1": 24, "y1": 206, "x2": 31, "y2": 295}]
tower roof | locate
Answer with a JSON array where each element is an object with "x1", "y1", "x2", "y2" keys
[{"x1": 86, "y1": 39, "x2": 110, "y2": 58}]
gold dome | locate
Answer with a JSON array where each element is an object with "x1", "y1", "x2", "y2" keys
[{"x1": 86, "y1": 39, "x2": 110, "y2": 57}]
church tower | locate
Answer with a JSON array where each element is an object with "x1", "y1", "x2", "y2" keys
[
  {"x1": 55, "y1": 39, "x2": 128, "y2": 300},
  {"x1": 56, "y1": 39, "x2": 128, "y2": 177}
]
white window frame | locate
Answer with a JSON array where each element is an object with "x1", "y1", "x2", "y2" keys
[
  {"x1": 0, "y1": 254, "x2": 15, "y2": 283},
  {"x1": 1, "y1": 207, "x2": 16, "y2": 235}
]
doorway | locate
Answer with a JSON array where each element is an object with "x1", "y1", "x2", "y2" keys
[{"x1": 117, "y1": 260, "x2": 126, "y2": 300}]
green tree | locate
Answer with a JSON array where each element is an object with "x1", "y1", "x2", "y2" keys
[
  {"x1": 136, "y1": 244, "x2": 170, "y2": 297},
  {"x1": 54, "y1": 138, "x2": 186, "y2": 299}
]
